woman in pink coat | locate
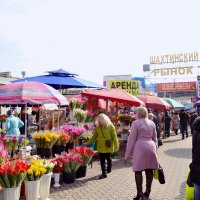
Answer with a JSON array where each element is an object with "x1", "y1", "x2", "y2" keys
[{"x1": 125, "y1": 107, "x2": 158, "y2": 200}]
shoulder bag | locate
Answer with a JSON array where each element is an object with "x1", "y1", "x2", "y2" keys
[{"x1": 100, "y1": 126, "x2": 112, "y2": 148}]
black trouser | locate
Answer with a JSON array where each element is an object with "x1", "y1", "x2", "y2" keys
[
  {"x1": 180, "y1": 125, "x2": 188, "y2": 139},
  {"x1": 99, "y1": 153, "x2": 112, "y2": 175}
]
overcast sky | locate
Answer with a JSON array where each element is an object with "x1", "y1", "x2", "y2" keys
[{"x1": 0, "y1": 0, "x2": 200, "y2": 85}]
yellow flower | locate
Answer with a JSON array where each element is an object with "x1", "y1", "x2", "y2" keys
[{"x1": 27, "y1": 169, "x2": 33, "y2": 175}]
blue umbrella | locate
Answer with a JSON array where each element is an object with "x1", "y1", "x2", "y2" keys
[{"x1": 12, "y1": 68, "x2": 104, "y2": 89}]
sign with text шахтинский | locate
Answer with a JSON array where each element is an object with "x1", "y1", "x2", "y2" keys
[
  {"x1": 150, "y1": 51, "x2": 198, "y2": 64},
  {"x1": 109, "y1": 80, "x2": 140, "y2": 95}
]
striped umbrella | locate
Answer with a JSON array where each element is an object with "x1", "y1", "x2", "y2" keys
[{"x1": 0, "y1": 81, "x2": 69, "y2": 105}]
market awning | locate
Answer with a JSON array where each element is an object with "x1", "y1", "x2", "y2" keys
[
  {"x1": 136, "y1": 94, "x2": 171, "y2": 110},
  {"x1": 82, "y1": 88, "x2": 145, "y2": 107}
]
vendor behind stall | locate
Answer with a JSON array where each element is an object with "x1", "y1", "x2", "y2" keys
[{"x1": 6, "y1": 109, "x2": 24, "y2": 135}]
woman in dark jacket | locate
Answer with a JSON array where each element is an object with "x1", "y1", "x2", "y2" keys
[{"x1": 190, "y1": 116, "x2": 200, "y2": 200}]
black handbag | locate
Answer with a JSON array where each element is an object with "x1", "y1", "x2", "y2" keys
[
  {"x1": 158, "y1": 164, "x2": 165, "y2": 184},
  {"x1": 100, "y1": 126, "x2": 112, "y2": 148}
]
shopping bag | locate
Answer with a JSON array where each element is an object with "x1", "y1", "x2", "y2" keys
[
  {"x1": 185, "y1": 169, "x2": 194, "y2": 200},
  {"x1": 153, "y1": 164, "x2": 165, "y2": 184}
]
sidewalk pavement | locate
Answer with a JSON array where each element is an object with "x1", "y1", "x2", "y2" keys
[{"x1": 49, "y1": 134, "x2": 192, "y2": 200}]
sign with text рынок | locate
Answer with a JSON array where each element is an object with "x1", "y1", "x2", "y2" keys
[{"x1": 109, "y1": 80, "x2": 140, "y2": 95}]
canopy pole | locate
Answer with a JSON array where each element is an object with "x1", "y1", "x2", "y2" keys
[
  {"x1": 25, "y1": 103, "x2": 27, "y2": 157},
  {"x1": 106, "y1": 99, "x2": 108, "y2": 114},
  {"x1": 115, "y1": 101, "x2": 119, "y2": 125}
]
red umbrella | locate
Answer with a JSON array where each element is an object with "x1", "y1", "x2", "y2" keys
[
  {"x1": 82, "y1": 88, "x2": 145, "y2": 107},
  {"x1": 136, "y1": 94, "x2": 171, "y2": 110},
  {"x1": 0, "y1": 81, "x2": 69, "y2": 105}
]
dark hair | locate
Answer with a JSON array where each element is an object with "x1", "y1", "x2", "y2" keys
[
  {"x1": 31, "y1": 110, "x2": 37, "y2": 115},
  {"x1": 6, "y1": 109, "x2": 13, "y2": 117}
]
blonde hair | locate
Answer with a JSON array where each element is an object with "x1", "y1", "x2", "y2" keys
[
  {"x1": 96, "y1": 113, "x2": 112, "y2": 127},
  {"x1": 148, "y1": 113, "x2": 154, "y2": 121},
  {"x1": 136, "y1": 107, "x2": 148, "y2": 119}
]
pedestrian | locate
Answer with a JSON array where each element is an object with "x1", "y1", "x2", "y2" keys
[
  {"x1": 125, "y1": 107, "x2": 159, "y2": 200},
  {"x1": 164, "y1": 111, "x2": 171, "y2": 138},
  {"x1": 5, "y1": 109, "x2": 24, "y2": 135},
  {"x1": 84, "y1": 113, "x2": 119, "y2": 179},
  {"x1": 190, "y1": 116, "x2": 200, "y2": 200},
  {"x1": 179, "y1": 109, "x2": 189, "y2": 139},
  {"x1": 189, "y1": 110, "x2": 198, "y2": 135},
  {"x1": 171, "y1": 112, "x2": 180, "y2": 135}
]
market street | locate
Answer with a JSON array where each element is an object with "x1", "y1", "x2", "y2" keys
[{"x1": 49, "y1": 133, "x2": 192, "y2": 200}]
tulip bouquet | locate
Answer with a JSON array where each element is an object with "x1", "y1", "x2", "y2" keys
[
  {"x1": 69, "y1": 98, "x2": 78, "y2": 110},
  {"x1": 33, "y1": 131, "x2": 60, "y2": 149},
  {"x1": 43, "y1": 159, "x2": 55, "y2": 174},
  {"x1": 0, "y1": 141, "x2": 8, "y2": 164},
  {"x1": 73, "y1": 109, "x2": 87, "y2": 122},
  {"x1": 26, "y1": 159, "x2": 47, "y2": 181},
  {"x1": 0, "y1": 114, "x2": 6, "y2": 122},
  {"x1": 59, "y1": 152, "x2": 83, "y2": 173},
  {"x1": 85, "y1": 111, "x2": 96, "y2": 122},
  {"x1": 54, "y1": 130, "x2": 71, "y2": 146},
  {"x1": 0, "y1": 161, "x2": 29, "y2": 188},
  {"x1": 51, "y1": 157, "x2": 63, "y2": 173},
  {"x1": 70, "y1": 147, "x2": 94, "y2": 166},
  {"x1": 61, "y1": 125, "x2": 86, "y2": 142}
]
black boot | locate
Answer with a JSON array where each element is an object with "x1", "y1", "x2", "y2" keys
[
  {"x1": 144, "y1": 169, "x2": 153, "y2": 199},
  {"x1": 133, "y1": 172, "x2": 143, "y2": 200}
]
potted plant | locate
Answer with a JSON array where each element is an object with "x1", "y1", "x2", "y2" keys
[
  {"x1": 25, "y1": 159, "x2": 47, "y2": 200},
  {"x1": 59, "y1": 152, "x2": 83, "y2": 184},
  {"x1": 33, "y1": 131, "x2": 59, "y2": 158},
  {"x1": 61, "y1": 125, "x2": 86, "y2": 152},
  {"x1": 51, "y1": 157, "x2": 63, "y2": 187},
  {"x1": 70, "y1": 147, "x2": 94, "y2": 178},
  {"x1": 73, "y1": 109, "x2": 87, "y2": 127},
  {"x1": 52, "y1": 130, "x2": 71, "y2": 156},
  {"x1": 0, "y1": 160, "x2": 29, "y2": 200},
  {"x1": 39, "y1": 160, "x2": 55, "y2": 200}
]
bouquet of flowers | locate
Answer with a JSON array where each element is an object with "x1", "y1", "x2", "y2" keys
[
  {"x1": 0, "y1": 141, "x2": 8, "y2": 164},
  {"x1": 61, "y1": 125, "x2": 86, "y2": 142},
  {"x1": 73, "y1": 109, "x2": 87, "y2": 122},
  {"x1": 85, "y1": 111, "x2": 95, "y2": 122},
  {"x1": 59, "y1": 152, "x2": 83, "y2": 173},
  {"x1": 43, "y1": 159, "x2": 55, "y2": 174},
  {"x1": 0, "y1": 114, "x2": 6, "y2": 122},
  {"x1": 54, "y1": 130, "x2": 71, "y2": 146},
  {"x1": 51, "y1": 157, "x2": 63, "y2": 173},
  {"x1": 33, "y1": 131, "x2": 60, "y2": 149},
  {"x1": 0, "y1": 161, "x2": 29, "y2": 188},
  {"x1": 70, "y1": 147, "x2": 94, "y2": 166},
  {"x1": 69, "y1": 98, "x2": 78, "y2": 110},
  {"x1": 118, "y1": 114, "x2": 131, "y2": 125},
  {"x1": 26, "y1": 159, "x2": 47, "y2": 181}
]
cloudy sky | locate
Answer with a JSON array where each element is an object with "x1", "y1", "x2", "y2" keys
[{"x1": 0, "y1": 0, "x2": 200, "y2": 84}]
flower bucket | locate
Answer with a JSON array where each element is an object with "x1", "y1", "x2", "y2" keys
[
  {"x1": 39, "y1": 172, "x2": 53, "y2": 200},
  {"x1": 25, "y1": 180, "x2": 40, "y2": 200},
  {"x1": 53, "y1": 173, "x2": 61, "y2": 187},
  {"x1": 42, "y1": 148, "x2": 52, "y2": 159},
  {"x1": 3, "y1": 186, "x2": 20, "y2": 200},
  {"x1": 69, "y1": 110, "x2": 75, "y2": 121},
  {"x1": 76, "y1": 165, "x2": 87, "y2": 179},
  {"x1": 37, "y1": 148, "x2": 52, "y2": 159},
  {"x1": 62, "y1": 172, "x2": 75, "y2": 184},
  {"x1": 52, "y1": 145, "x2": 65, "y2": 156},
  {"x1": 65, "y1": 142, "x2": 74, "y2": 153},
  {"x1": 77, "y1": 122, "x2": 84, "y2": 128}
]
